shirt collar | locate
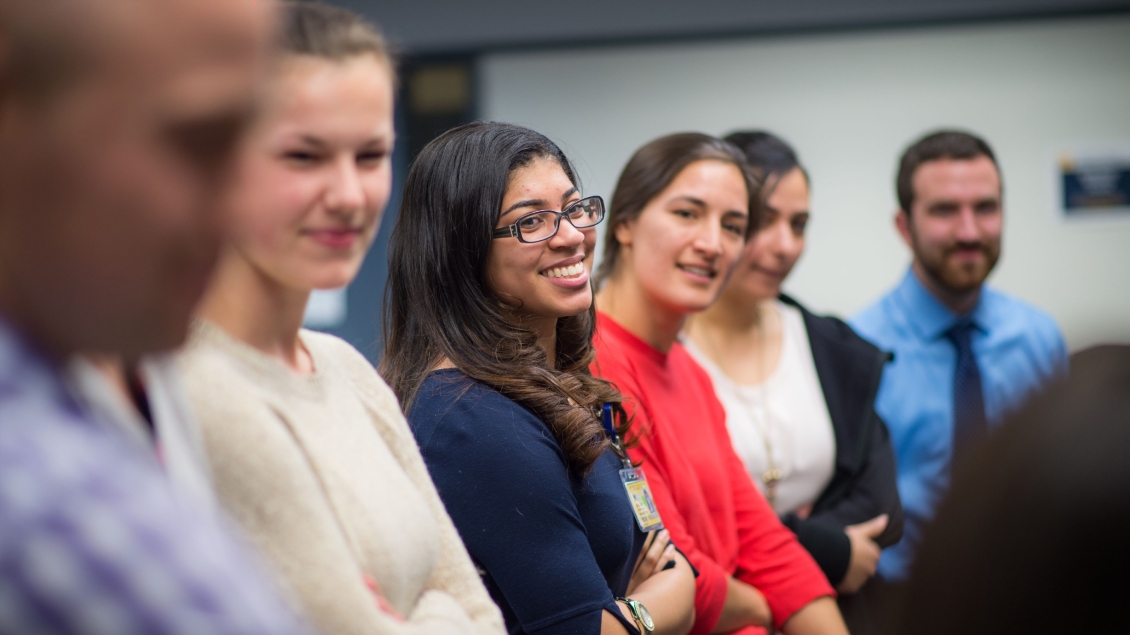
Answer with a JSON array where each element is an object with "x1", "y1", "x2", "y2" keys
[
  {"x1": 894, "y1": 268, "x2": 987, "y2": 342},
  {"x1": 0, "y1": 315, "x2": 82, "y2": 412}
]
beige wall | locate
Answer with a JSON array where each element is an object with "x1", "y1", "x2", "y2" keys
[{"x1": 481, "y1": 15, "x2": 1130, "y2": 350}]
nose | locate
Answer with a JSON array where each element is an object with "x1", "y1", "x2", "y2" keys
[
  {"x1": 692, "y1": 220, "x2": 723, "y2": 259},
  {"x1": 954, "y1": 206, "x2": 980, "y2": 242},
  {"x1": 548, "y1": 213, "x2": 586, "y2": 249},
  {"x1": 324, "y1": 156, "x2": 366, "y2": 212},
  {"x1": 771, "y1": 220, "x2": 802, "y2": 259}
]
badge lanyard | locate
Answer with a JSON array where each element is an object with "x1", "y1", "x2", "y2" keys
[{"x1": 603, "y1": 404, "x2": 664, "y2": 532}]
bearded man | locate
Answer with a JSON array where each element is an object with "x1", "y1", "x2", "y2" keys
[{"x1": 847, "y1": 130, "x2": 1066, "y2": 627}]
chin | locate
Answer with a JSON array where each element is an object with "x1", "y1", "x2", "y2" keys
[
  {"x1": 663, "y1": 290, "x2": 717, "y2": 316},
  {"x1": 308, "y1": 268, "x2": 360, "y2": 290}
]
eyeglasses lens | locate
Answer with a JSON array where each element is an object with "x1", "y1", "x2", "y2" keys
[
  {"x1": 516, "y1": 198, "x2": 605, "y2": 241},
  {"x1": 568, "y1": 198, "x2": 604, "y2": 229}
]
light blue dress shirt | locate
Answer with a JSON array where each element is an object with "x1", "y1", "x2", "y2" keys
[{"x1": 850, "y1": 269, "x2": 1067, "y2": 582}]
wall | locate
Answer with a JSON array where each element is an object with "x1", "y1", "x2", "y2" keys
[{"x1": 480, "y1": 15, "x2": 1130, "y2": 350}]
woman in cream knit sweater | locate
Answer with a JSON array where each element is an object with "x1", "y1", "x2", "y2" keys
[{"x1": 177, "y1": 5, "x2": 504, "y2": 635}]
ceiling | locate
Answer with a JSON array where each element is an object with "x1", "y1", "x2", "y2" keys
[{"x1": 337, "y1": 0, "x2": 1130, "y2": 55}]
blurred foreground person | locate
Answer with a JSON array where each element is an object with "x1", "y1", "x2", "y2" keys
[
  {"x1": 384, "y1": 122, "x2": 696, "y2": 635},
  {"x1": 593, "y1": 133, "x2": 847, "y2": 635},
  {"x1": 65, "y1": 353, "x2": 216, "y2": 510},
  {"x1": 849, "y1": 131, "x2": 1067, "y2": 628},
  {"x1": 179, "y1": 6, "x2": 505, "y2": 635},
  {"x1": 0, "y1": 0, "x2": 310, "y2": 633},
  {"x1": 684, "y1": 132, "x2": 902, "y2": 620},
  {"x1": 897, "y1": 345, "x2": 1130, "y2": 635}
]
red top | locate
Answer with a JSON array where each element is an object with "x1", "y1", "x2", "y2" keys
[{"x1": 592, "y1": 312, "x2": 834, "y2": 635}]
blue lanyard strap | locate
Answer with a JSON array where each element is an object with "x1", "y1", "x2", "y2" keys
[
  {"x1": 603, "y1": 404, "x2": 633, "y2": 469},
  {"x1": 602, "y1": 404, "x2": 617, "y2": 439}
]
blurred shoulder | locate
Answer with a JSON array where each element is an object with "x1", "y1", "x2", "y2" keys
[
  {"x1": 982, "y1": 287, "x2": 1065, "y2": 351},
  {"x1": 300, "y1": 329, "x2": 401, "y2": 407},
  {"x1": 850, "y1": 288, "x2": 913, "y2": 350},
  {"x1": 411, "y1": 371, "x2": 549, "y2": 442}
]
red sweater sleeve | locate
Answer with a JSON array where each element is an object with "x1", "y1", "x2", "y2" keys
[
  {"x1": 726, "y1": 431, "x2": 835, "y2": 629},
  {"x1": 622, "y1": 395, "x2": 730, "y2": 635}
]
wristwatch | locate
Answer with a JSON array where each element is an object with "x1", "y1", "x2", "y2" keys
[{"x1": 616, "y1": 597, "x2": 655, "y2": 634}]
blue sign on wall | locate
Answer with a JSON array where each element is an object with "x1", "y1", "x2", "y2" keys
[{"x1": 1059, "y1": 149, "x2": 1130, "y2": 218}]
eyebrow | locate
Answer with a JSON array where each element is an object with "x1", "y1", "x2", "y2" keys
[
  {"x1": 763, "y1": 204, "x2": 810, "y2": 216},
  {"x1": 294, "y1": 134, "x2": 392, "y2": 149},
  {"x1": 671, "y1": 196, "x2": 707, "y2": 208},
  {"x1": 501, "y1": 186, "x2": 579, "y2": 218},
  {"x1": 298, "y1": 135, "x2": 328, "y2": 149}
]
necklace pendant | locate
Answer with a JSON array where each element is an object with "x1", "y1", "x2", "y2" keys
[{"x1": 762, "y1": 467, "x2": 783, "y2": 504}]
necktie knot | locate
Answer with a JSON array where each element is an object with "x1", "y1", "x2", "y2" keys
[{"x1": 946, "y1": 320, "x2": 977, "y2": 350}]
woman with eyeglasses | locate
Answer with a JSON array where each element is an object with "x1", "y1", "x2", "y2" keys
[
  {"x1": 591, "y1": 133, "x2": 848, "y2": 635},
  {"x1": 177, "y1": 5, "x2": 504, "y2": 635},
  {"x1": 382, "y1": 122, "x2": 696, "y2": 635}
]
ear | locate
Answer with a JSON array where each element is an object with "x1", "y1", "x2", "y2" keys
[
  {"x1": 613, "y1": 219, "x2": 634, "y2": 248},
  {"x1": 894, "y1": 208, "x2": 914, "y2": 250}
]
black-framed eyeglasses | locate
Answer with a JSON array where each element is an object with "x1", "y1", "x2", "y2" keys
[{"x1": 492, "y1": 196, "x2": 605, "y2": 243}]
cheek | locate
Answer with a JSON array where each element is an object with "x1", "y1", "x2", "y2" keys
[
  {"x1": 784, "y1": 235, "x2": 806, "y2": 264},
  {"x1": 913, "y1": 220, "x2": 949, "y2": 250},
  {"x1": 231, "y1": 164, "x2": 318, "y2": 245},
  {"x1": 362, "y1": 163, "x2": 394, "y2": 216},
  {"x1": 484, "y1": 243, "x2": 532, "y2": 299},
  {"x1": 582, "y1": 228, "x2": 598, "y2": 260},
  {"x1": 980, "y1": 216, "x2": 1003, "y2": 240},
  {"x1": 718, "y1": 238, "x2": 746, "y2": 276},
  {"x1": 747, "y1": 234, "x2": 773, "y2": 266},
  {"x1": 631, "y1": 216, "x2": 681, "y2": 270}
]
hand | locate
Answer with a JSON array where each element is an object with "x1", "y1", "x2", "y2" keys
[
  {"x1": 837, "y1": 514, "x2": 888, "y2": 595},
  {"x1": 627, "y1": 530, "x2": 677, "y2": 594}
]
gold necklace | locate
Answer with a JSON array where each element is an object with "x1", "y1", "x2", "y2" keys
[{"x1": 753, "y1": 303, "x2": 783, "y2": 507}]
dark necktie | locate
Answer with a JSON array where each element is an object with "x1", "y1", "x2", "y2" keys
[{"x1": 946, "y1": 320, "x2": 987, "y2": 468}]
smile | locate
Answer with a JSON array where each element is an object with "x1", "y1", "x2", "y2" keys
[
  {"x1": 541, "y1": 263, "x2": 585, "y2": 279},
  {"x1": 677, "y1": 264, "x2": 716, "y2": 279},
  {"x1": 305, "y1": 228, "x2": 363, "y2": 250}
]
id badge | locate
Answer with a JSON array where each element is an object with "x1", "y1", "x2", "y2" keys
[{"x1": 619, "y1": 467, "x2": 664, "y2": 532}]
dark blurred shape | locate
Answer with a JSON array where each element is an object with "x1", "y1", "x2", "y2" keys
[
  {"x1": 403, "y1": 58, "x2": 474, "y2": 161},
  {"x1": 897, "y1": 345, "x2": 1130, "y2": 635}
]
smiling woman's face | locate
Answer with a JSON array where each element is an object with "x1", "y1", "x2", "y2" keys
[
  {"x1": 614, "y1": 159, "x2": 750, "y2": 315},
  {"x1": 222, "y1": 54, "x2": 395, "y2": 291},
  {"x1": 484, "y1": 156, "x2": 597, "y2": 321}
]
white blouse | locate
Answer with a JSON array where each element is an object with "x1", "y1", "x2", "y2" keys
[{"x1": 685, "y1": 300, "x2": 836, "y2": 515}]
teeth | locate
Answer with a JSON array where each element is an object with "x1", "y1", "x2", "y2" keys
[
  {"x1": 543, "y1": 263, "x2": 584, "y2": 279},
  {"x1": 681, "y1": 265, "x2": 713, "y2": 277}
]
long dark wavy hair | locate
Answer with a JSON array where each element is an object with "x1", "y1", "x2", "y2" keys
[{"x1": 380, "y1": 122, "x2": 627, "y2": 475}]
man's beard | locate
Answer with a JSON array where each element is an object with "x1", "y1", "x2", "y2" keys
[{"x1": 912, "y1": 231, "x2": 1001, "y2": 295}]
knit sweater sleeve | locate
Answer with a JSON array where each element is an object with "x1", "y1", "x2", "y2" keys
[
  {"x1": 180, "y1": 345, "x2": 393, "y2": 635},
  {"x1": 329, "y1": 338, "x2": 506, "y2": 635}
]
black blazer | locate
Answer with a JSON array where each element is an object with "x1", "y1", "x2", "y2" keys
[{"x1": 776, "y1": 294, "x2": 904, "y2": 586}]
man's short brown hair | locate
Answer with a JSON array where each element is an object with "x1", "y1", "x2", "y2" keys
[{"x1": 897, "y1": 130, "x2": 1000, "y2": 213}]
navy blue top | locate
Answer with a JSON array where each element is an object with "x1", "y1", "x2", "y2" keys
[{"x1": 409, "y1": 369, "x2": 645, "y2": 635}]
